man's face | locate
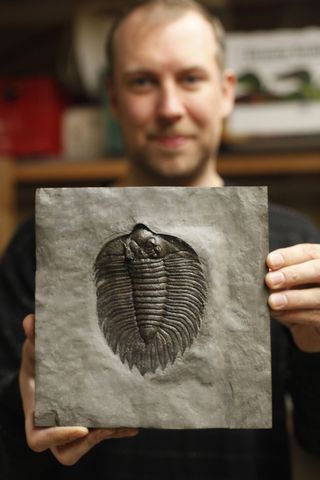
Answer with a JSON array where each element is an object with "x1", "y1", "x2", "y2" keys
[{"x1": 109, "y1": 10, "x2": 235, "y2": 181}]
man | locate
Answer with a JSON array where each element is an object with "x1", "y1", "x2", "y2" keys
[{"x1": 1, "y1": 1, "x2": 320, "y2": 478}]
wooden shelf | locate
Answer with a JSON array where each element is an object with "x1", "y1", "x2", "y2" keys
[
  {"x1": 1, "y1": 152, "x2": 320, "y2": 254},
  {"x1": 7, "y1": 152, "x2": 320, "y2": 184},
  {"x1": 218, "y1": 152, "x2": 320, "y2": 176},
  {"x1": 13, "y1": 158, "x2": 128, "y2": 183}
]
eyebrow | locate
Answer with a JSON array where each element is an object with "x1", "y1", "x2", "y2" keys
[
  {"x1": 123, "y1": 69, "x2": 156, "y2": 76},
  {"x1": 122, "y1": 65, "x2": 210, "y2": 76}
]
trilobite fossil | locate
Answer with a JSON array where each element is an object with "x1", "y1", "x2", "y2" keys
[{"x1": 94, "y1": 224, "x2": 207, "y2": 375}]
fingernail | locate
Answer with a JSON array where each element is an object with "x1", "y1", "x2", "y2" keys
[
  {"x1": 266, "y1": 271, "x2": 285, "y2": 288},
  {"x1": 269, "y1": 293, "x2": 287, "y2": 309},
  {"x1": 75, "y1": 427, "x2": 89, "y2": 435},
  {"x1": 125, "y1": 429, "x2": 139, "y2": 437},
  {"x1": 268, "y1": 252, "x2": 284, "y2": 269}
]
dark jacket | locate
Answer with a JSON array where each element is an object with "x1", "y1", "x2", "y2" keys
[{"x1": 1, "y1": 204, "x2": 320, "y2": 480}]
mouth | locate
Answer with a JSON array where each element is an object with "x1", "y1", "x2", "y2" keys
[{"x1": 148, "y1": 135, "x2": 192, "y2": 149}]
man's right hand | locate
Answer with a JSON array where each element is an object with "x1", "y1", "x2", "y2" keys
[{"x1": 19, "y1": 314, "x2": 139, "y2": 466}]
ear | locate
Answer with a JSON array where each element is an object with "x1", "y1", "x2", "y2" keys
[
  {"x1": 221, "y1": 70, "x2": 236, "y2": 119},
  {"x1": 106, "y1": 76, "x2": 119, "y2": 119}
]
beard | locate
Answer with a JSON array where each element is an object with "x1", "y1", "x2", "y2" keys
[{"x1": 128, "y1": 142, "x2": 214, "y2": 184}]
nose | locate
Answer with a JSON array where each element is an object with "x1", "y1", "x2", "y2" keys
[{"x1": 157, "y1": 81, "x2": 185, "y2": 124}]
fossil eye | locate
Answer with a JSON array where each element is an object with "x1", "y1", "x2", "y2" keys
[
  {"x1": 94, "y1": 224, "x2": 207, "y2": 375},
  {"x1": 144, "y1": 237, "x2": 162, "y2": 257}
]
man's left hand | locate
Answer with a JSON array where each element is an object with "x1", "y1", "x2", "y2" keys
[{"x1": 265, "y1": 244, "x2": 320, "y2": 352}]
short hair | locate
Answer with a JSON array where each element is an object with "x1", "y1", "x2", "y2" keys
[{"x1": 106, "y1": 0, "x2": 226, "y2": 78}]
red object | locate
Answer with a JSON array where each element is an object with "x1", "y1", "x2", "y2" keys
[{"x1": 0, "y1": 76, "x2": 66, "y2": 156}]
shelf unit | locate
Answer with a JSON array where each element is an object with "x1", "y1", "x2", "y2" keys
[
  {"x1": 1, "y1": 3, "x2": 319, "y2": 479},
  {"x1": 6, "y1": 151, "x2": 320, "y2": 182},
  {"x1": 1, "y1": 152, "x2": 320, "y2": 254}
]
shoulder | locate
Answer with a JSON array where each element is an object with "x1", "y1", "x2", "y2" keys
[
  {"x1": 4, "y1": 217, "x2": 35, "y2": 257},
  {"x1": 0, "y1": 217, "x2": 36, "y2": 310},
  {"x1": 269, "y1": 203, "x2": 320, "y2": 250},
  {"x1": 1, "y1": 217, "x2": 35, "y2": 265}
]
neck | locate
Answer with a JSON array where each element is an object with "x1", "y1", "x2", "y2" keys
[{"x1": 115, "y1": 159, "x2": 224, "y2": 188}]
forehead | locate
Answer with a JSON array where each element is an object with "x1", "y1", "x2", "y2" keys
[{"x1": 114, "y1": 10, "x2": 218, "y2": 72}]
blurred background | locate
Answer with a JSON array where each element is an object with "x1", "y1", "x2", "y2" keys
[{"x1": 0, "y1": 1, "x2": 320, "y2": 476}]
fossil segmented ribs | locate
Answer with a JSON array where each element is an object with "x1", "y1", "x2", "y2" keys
[{"x1": 94, "y1": 224, "x2": 207, "y2": 375}]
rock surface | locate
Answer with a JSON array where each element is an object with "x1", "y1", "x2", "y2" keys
[{"x1": 35, "y1": 186, "x2": 271, "y2": 429}]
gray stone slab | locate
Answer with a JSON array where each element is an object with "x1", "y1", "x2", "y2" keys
[{"x1": 35, "y1": 186, "x2": 271, "y2": 429}]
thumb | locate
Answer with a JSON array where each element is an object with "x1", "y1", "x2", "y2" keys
[{"x1": 23, "y1": 314, "x2": 35, "y2": 346}]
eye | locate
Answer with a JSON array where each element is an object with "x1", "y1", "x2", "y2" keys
[
  {"x1": 128, "y1": 75, "x2": 156, "y2": 92},
  {"x1": 132, "y1": 77, "x2": 149, "y2": 86},
  {"x1": 184, "y1": 74, "x2": 200, "y2": 84},
  {"x1": 180, "y1": 71, "x2": 206, "y2": 89}
]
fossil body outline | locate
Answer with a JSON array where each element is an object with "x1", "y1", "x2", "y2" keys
[{"x1": 94, "y1": 224, "x2": 207, "y2": 375}]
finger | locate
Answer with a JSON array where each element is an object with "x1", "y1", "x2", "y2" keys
[
  {"x1": 19, "y1": 344, "x2": 36, "y2": 415},
  {"x1": 265, "y1": 258, "x2": 320, "y2": 289},
  {"x1": 111, "y1": 428, "x2": 139, "y2": 439},
  {"x1": 22, "y1": 314, "x2": 36, "y2": 345},
  {"x1": 270, "y1": 308, "x2": 320, "y2": 327},
  {"x1": 26, "y1": 414, "x2": 89, "y2": 453},
  {"x1": 19, "y1": 364, "x2": 35, "y2": 416},
  {"x1": 268, "y1": 288, "x2": 320, "y2": 312},
  {"x1": 51, "y1": 428, "x2": 118, "y2": 466},
  {"x1": 267, "y1": 244, "x2": 320, "y2": 270},
  {"x1": 21, "y1": 338, "x2": 35, "y2": 375},
  {"x1": 289, "y1": 324, "x2": 320, "y2": 352},
  {"x1": 51, "y1": 428, "x2": 139, "y2": 466}
]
